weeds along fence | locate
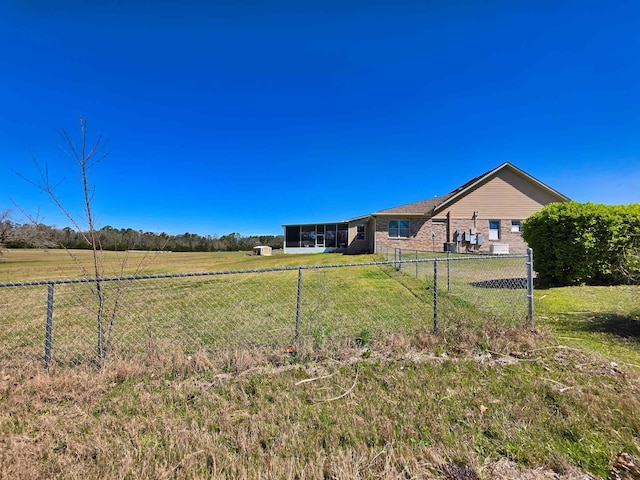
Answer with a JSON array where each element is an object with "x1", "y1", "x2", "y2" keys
[{"x1": 0, "y1": 252, "x2": 533, "y2": 369}]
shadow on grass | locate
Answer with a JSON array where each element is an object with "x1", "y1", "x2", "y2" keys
[
  {"x1": 576, "y1": 313, "x2": 640, "y2": 340},
  {"x1": 470, "y1": 278, "x2": 527, "y2": 289}
]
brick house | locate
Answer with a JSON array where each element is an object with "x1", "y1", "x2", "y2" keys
[{"x1": 283, "y1": 162, "x2": 569, "y2": 255}]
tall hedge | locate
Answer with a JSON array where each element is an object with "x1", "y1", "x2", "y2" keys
[{"x1": 522, "y1": 202, "x2": 640, "y2": 286}]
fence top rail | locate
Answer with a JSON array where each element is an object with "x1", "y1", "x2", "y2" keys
[{"x1": 0, "y1": 253, "x2": 527, "y2": 288}]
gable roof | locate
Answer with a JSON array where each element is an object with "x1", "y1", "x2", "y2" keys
[
  {"x1": 371, "y1": 162, "x2": 570, "y2": 217},
  {"x1": 372, "y1": 193, "x2": 454, "y2": 216}
]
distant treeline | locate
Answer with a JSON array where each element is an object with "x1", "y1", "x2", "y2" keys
[{"x1": 0, "y1": 221, "x2": 283, "y2": 252}]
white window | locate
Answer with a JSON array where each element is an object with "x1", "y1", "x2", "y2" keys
[
  {"x1": 356, "y1": 225, "x2": 365, "y2": 240},
  {"x1": 511, "y1": 220, "x2": 521, "y2": 233},
  {"x1": 489, "y1": 220, "x2": 500, "y2": 240},
  {"x1": 389, "y1": 220, "x2": 410, "y2": 238}
]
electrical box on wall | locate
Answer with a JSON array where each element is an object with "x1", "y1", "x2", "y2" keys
[{"x1": 477, "y1": 234, "x2": 483, "y2": 245}]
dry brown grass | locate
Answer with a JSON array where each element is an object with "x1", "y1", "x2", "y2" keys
[
  {"x1": 2, "y1": 251, "x2": 640, "y2": 478},
  {"x1": 1, "y1": 326, "x2": 639, "y2": 479}
]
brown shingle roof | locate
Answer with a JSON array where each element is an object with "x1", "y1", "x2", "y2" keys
[
  {"x1": 371, "y1": 165, "x2": 501, "y2": 216},
  {"x1": 373, "y1": 193, "x2": 454, "y2": 215}
]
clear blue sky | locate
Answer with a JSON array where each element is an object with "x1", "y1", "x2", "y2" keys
[{"x1": 1, "y1": 1, "x2": 639, "y2": 236}]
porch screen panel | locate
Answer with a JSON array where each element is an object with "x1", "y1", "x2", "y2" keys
[
  {"x1": 337, "y1": 223, "x2": 348, "y2": 248},
  {"x1": 325, "y1": 224, "x2": 337, "y2": 248},
  {"x1": 285, "y1": 226, "x2": 301, "y2": 247},
  {"x1": 301, "y1": 225, "x2": 316, "y2": 247}
]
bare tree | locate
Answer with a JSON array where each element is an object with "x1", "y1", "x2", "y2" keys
[
  {"x1": 20, "y1": 117, "x2": 109, "y2": 362},
  {"x1": 16, "y1": 116, "x2": 158, "y2": 365},
  {"x1": 0, "y1": 209, "x2": 11, "y2": 251}
]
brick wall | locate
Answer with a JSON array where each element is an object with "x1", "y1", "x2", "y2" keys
[
  {"x1": 375, "y1": 217, "x2": 529, "y2": 254},
  {"x1": 497, "y1": 221, "x2": 528, "y2": 254},
  {"x1": 450, "y1": 218, "x2": 528, "y2": 254},
  {"x1": 375, "y1": 217, "x2": 447, "y2": 252}
]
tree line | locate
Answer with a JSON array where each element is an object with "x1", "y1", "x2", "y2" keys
[{"x1": 0, "y1": 215, "x2": 283, "y2": 253}]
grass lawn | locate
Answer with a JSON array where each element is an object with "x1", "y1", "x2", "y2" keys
[
  {"x1": 536, "y1": 285, "x2": 640, "y2": 371},
  {"x1": 0, "y1": 249, "x2": 639, "y2": 479}
]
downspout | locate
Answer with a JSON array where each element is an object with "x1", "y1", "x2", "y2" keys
[{"x1": 372, "y1": 217, "x2": 376, "y2": 254}]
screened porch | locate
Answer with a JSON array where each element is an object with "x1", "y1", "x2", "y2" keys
[{"x1": 283, "y1": 223, "x2": 349, "y2": 254}]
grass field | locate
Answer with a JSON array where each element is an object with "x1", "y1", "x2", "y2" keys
[
  {"x1": 0, "y1": 249, "x2": 528, "y2": 367},
  {"x1": 1, "y1": 249, "x2": 639, "y2": 479},
  {"x1": 0, "y1": 248, "x2": 372, "y2": 281}
]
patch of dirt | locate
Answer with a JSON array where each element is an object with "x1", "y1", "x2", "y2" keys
[
  {"x1": 610, "y1": 452, "x2": 640, "y2": 480},
  {"x1": 437, "y1": 459, "x2": 600, "y2": 480},
  {"x1": 480, "y1": 459, "x2": 597, "y2": 480},
  {"x1": 444, "y1": 462, "x2": 479, "y2": 479}
]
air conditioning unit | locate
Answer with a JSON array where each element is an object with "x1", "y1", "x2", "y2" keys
[{"x1": 489, "y1": 243, "x2": 509, "y2": 254}]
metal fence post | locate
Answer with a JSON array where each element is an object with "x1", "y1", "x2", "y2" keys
[
  {"x1": 447, "y1": 251, "x2": 451, "y2": 292},
  {"x1": 527, "y1": 248, "x2": 534, "y2": 327},
  {"x1": 415, "y1": 250, "x2": 419, "y2": 277},
  {"x1": 294, "y1": 268, "x2": 302, "y2": 346},
  {"x1": 433, "y1": 261, "x2": 438, "y2": 332},
  {"x1": 1, "y1": 251, "x2": 534, "y2": 369},
  {"x1": 45, "y1": 282, "x2": 54, "y2": 370}
]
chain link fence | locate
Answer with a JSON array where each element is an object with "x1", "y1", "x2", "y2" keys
[
  {"x1": 377, "y1": 244, "x2": 534, "y2": 332},
  {"x1": 0, "y1": 252, "x2": 533, "y2": 370}
]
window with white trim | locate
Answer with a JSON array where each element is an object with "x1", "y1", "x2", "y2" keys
[
  {"x1": 511, "y1": 220, "x2": 521, "y2": 233},
  {"x1": 488, "y1": 220, "x2": 500, "y2": 240},
  {"x1": 389, "y1": 219, "x2": 410, "y2": 238},
  {"x1": 356, "y1": 224, "x2": 365, "y2": 240}
]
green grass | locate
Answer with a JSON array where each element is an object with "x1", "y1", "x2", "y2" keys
[
  {"x1": 0, "y1": 250, "x2": 390, "y2": 364},
  {"x1": 1, "y1": 249, "x2": 639, "y2": 478},
  {"x1": 0, "y1": 250, "x2": 526, "y2": 366},
  {"x1": 536, "y1": 285, "x2": 640, "y2": 368}
]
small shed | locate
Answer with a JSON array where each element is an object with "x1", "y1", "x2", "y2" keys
[{"x1": 253, "y1": 245, "x2": 272, "y2": 256}]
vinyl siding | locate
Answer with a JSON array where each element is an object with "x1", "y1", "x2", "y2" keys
[{"x1": 437, "y1": 169, "x2": 563, "y2": 219}]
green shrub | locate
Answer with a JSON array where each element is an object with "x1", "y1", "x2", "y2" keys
[{"x1": 522, "y1": 202, "x2": 640, "y2": 286}]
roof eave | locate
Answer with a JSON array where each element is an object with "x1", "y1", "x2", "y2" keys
[
  {"x1": 281, "y1": 220, "x2": 347, "y2": 227},
  {"x1": 343, "y1": 214, "x2": 373, "y2": 223},
  {"x1": 372, "y1": 212, "x2": 431, "y2": 217}
]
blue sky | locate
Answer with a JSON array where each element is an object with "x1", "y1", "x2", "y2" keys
[{"x1": 1, "y1": 1, "x2": 639, "y2": 236}]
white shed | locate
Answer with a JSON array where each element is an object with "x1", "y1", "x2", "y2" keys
[{"x1": 253, "y1": 245, "x2": 272, "y2": 256}]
